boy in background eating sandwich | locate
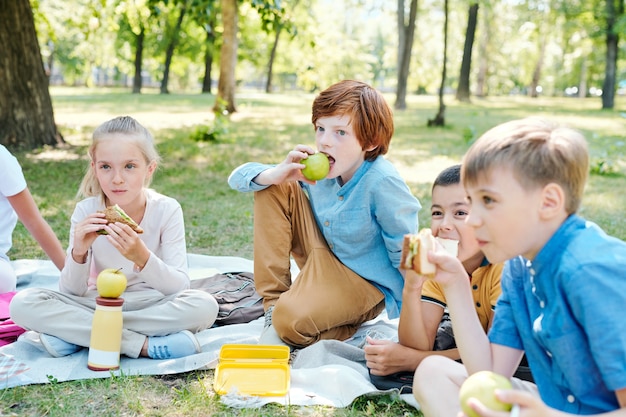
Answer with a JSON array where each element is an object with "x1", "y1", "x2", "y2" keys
[{"x1": 365, "y1": 164, "x2": 531, "y2": 391}]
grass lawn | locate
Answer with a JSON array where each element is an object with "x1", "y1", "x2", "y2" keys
[{"x1": 2, "y1": 87, "x2": 626, "y2": 416}]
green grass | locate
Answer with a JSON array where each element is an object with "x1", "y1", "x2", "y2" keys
[{"x1": 3, "y1": 88, "x2": 626, "y2": 416}]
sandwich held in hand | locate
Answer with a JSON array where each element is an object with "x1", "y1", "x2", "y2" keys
[
  {"x1": 400, "y1": 228, "x2": 458, "y2": 277},
  {"x1": 459, "y1": 370, "x2": 513, "y2": 417},
  {"x1": 301, "y1": 153, "x2": 330, "y2": 181},
  {"x1": 97, "y1": 204, "x2": 144, "y2": 235}
]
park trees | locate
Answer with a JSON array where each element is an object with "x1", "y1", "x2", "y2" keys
[
  {"x1": 395, "y1": 0, "x2": 418, "y2": 110},
  {"x1": 117, "y1": 0, "x2": 153, "y2": 93},
  {"x1": 158, "y1": 0, "x2": 190, "y2": 94},
  {"x1": 188, "y1": 0, "x2": 219, "y2": 93},
  {"x1": 428, "y1": 0, "x2": 449, "y2": 126},
  {"x1": 456, "y1": 2, "x2": 478, "y2": 102},
  {"x1": 213, "y1": 0, "x2": 294, "y2": 113},
  {"x1": 3, "y1": 0, "x2": 625, "y2": 137},
  {"x1": 0, "y1": 0, "x2": 62, "y2": 149},
  {"x1": 601, "y1": 0, "x2": 624, "y2": 109},
  {"x1": 214, "y1": 0, "x2": 238, "y2": 113}
]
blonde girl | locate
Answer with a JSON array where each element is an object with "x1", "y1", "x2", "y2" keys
[{"x1": 11, "y1": 116, "x2": 218, "y2": 359}]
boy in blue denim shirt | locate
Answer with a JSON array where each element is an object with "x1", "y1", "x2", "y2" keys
[
  {"x1": 228, "y1": 80, "x2": 421, "y2": 348},
  {"x1": 413, "y1": 118, "x2": 626, "y2": 416}
]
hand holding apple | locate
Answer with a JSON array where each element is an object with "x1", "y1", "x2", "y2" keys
[
  {"x1": 96, "y1": 268, "x2": 127, "y2": 298},
  {"x1": 301, "y1": 153, "x2": 329, "y2": 181},
  {"x1": 459, "y1": 371, "x2": 513, "y2": 417}
]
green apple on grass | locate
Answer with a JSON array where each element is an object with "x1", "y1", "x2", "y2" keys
[
  {"x1": 96, "y1": 268, "x2": 127, "y2": 298},
  {"x1": 459, "y1": 370, "x2": 513, "y2": 417},
  {"x1": 301, "y1": 153, "x2": 329, "y2": 181}
]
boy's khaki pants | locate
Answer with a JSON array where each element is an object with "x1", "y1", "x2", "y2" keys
[{"x1": 253, "y1": 182, "x2": 385, "y2": 348}]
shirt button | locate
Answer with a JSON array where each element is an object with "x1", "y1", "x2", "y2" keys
[
  {"x1": 546, "y1": 351, "x2": 552, "y2": 357},
  {"x1": 324, "y1": 221, "x2": 330, "y2": 227},
  {"x1": 338, "y1": 196, "x2": 344, "y2": 201},
  {"x1": 472, "y1": 285, "x2": 478, "y2": 290},
  {"x1": 567, "y1": 395, "x2": 575, "y2": 403},
  {"x1": 529, "y1": 268, "x2": 535, "y2": 275},
  {"x1": 540, "y1": 301, "x2": 545, "y2": 308},
  {"x1": 476, "y1": 302, "x2": 481, "y2": 308}
]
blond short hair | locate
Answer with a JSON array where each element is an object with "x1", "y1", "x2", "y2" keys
[
  {"x1": 77, "y1": 116, "x2": 160, "y2": 200},
  {"x1": 461, "y1": 118, "x2": 589, "y2": 214}
]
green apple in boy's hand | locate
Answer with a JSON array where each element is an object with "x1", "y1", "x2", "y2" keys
[
  {"x1": 301, "y1": 153, "x2": 329, "y2": 181},
  {"x1": 459, "y1": 371, "x2": 513, "y2": 417},
  {"x1": 96, "y1": 268, "x2": 127, "y2": 298}
]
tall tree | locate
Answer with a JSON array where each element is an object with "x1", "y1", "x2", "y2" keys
[
  {"x1": 264, "y1": 0, "x2": 298, "y2": 93},
  {"x1": 189, "y1": 0, "x2": 219, "y2": 94},
  {"x1": 601, "y1": 0, "x2": 624, "y2": 109},
  {"x1": 214, "y1": 0, "x2": 238, "y2": 113},
  {"x1": 428, "y1": 0, "x2": 448, "y2": 127},
  {"x1": 529, "y1": 36, "x2": 546, "y2": 98},
  {"x1": 527, "y1": 1, "x2": 551, "y2": 98},
  {"x1": 122, "y1": 0, "x2": 152, "y2": 94},
  {"x1": 214, "y1": 0, "x2": 285, "y2": 112},
  {"x1": 133, "y1": 27, "x2": 146, "y2": 94},
  {"x1": 456, "y1": 2, "x2": 478, "y2": 102},
  {"x1": 395, "y1": 0, "x2": 418, "y2": 110},
  {"x1": 160, "y1": 0, "x2": 189, "y2": 94},
  {"x1": 0, "y1": 0, "x2": 63, "y2": 149},
  {"x1": 201, "y1": 20, "x2": 217, "y2": 94},
  {"x1": 474, "y1": 2, "x2": 491, "y2": 97}
]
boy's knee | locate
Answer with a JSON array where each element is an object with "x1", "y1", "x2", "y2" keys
[
  {"x1": 413, "y1": 355, "x2": 450, "y2": 397},
  {"x1": 272, "y1": 303, "x2": 316, "y2": 347}
]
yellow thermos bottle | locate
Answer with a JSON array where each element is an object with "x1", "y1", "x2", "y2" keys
[{"x1": 87, "y1": 296, "x2": 124, "y2": 371}]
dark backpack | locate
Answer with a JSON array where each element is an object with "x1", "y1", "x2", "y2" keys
[{"x1": 190, "y1": 272, "x2": 264, "y2": 326}]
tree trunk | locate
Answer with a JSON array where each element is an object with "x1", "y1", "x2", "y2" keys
[
  {"x1": 202, "y1": 25, "x2": 216, "y2": 94},
  {"x1": 428, "y1": 0, "x2": 448, "y2": 127},
  {"x1": 0, "y1": 0, "x2": 63, "y2": 149},
  {"x1": 214, "y1": 0, "x2": 238, "y2": 114},
  {"x1": 265, "y1": 25, "x2": 282, "y2": 93},
  {"x1": 474, "y1": 4, "x2": 490, "y2": 97},
  {"x1": 578, "y1": 59, "x2": 587, "y2": 98},
  {"x1": 456, "y1": 3, "x2": 478, "y2": 102},
  {"x1": 46, "y1": 40, "x2": 55, "y2": 79},
  {"x1": 529, "y1": 38, "x2": 546, "y2": 98},
  {"x1": 160, "y1": 2, "x2": 187, "y2": 95},
  {"x1": 602, "y1": 0, "x2": 622, "y2": 109},
  {"x1": 132, "y1": 27, "x2": 144, "y2": 94},
  {"x1": 395, "y1": 0, "x2": 418, "y2": 110}
]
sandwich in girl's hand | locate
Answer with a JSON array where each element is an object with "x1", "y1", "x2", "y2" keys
[
  {"x1": 400, "y1": 228, "x2": 458, "y2": 278},
  {"x1": 97, "y1": 204, "x2": 144, "y2": 235}
]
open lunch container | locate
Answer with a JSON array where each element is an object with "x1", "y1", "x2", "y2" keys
[{"x1": 213, "y1": 344, "x2": 290, "y2": 396}]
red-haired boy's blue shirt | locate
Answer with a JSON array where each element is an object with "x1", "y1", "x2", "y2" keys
[{"x1": 228, "y1": 157, "x2": 421, "y2": 318}]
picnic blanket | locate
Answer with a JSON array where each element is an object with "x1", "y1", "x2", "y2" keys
[{"x1": 0, "y1": 255, "x2": 419, "y2": 410}]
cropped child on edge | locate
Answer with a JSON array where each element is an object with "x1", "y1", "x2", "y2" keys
[
  {"x1": 0, "y1": 144, "x2": 65, "y2": 293},
  {"x1": 413, "y1": 118, "x2": 626, "y2": 416},
  {"x1": 11, "y1": 116, "x2": 218, "y2": 359},
  {"x1": 365, "y1": 164, "x2": 505, "y2": 390},
  {"x1": 228, "y1": 80, "x2": 421, "y2": 348}
]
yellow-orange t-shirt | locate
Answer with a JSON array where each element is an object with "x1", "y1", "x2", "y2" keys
[{"x1": 421, "y1": 262, "x2": 503, "y2": 332}]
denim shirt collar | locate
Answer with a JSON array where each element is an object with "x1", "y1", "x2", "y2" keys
[
  {"x1": 334, "y1": 160, "x2": 373, "y2": 196},
  {"x1": 531, "y1": 214, "x2": 584, "y2": 275}
]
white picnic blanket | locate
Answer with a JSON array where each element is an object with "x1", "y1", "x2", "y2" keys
[{"x1": 0, "y1": 255, "x2": 419, "y2": 410}]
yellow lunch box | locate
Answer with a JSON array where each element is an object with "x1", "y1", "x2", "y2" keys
[{"x1": 213, "y1": 344, "x2": 290, "y2": 396}]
